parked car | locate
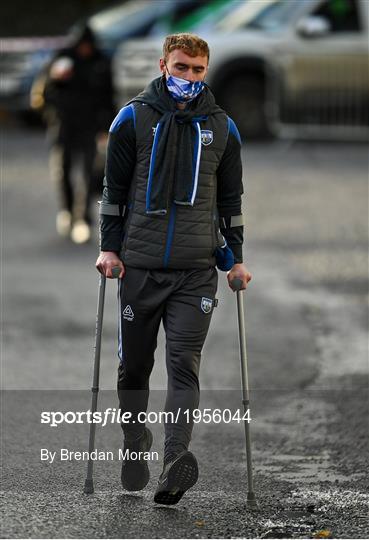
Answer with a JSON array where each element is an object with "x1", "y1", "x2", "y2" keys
[
  {"x1": 74, "y1": 0, "x2": 211, "y2": 56},
  {"x1": 113, "y1": 0, "x2": 369, "y2": 141},
  {"x1": 170, "y1": 0, "x2": 248, "y2": 34},
  {"x1": 0, "y1": 36, "x2": 68, "y2": 115},
  {"x1": 0, "y1": 0, "x2": 211, "y2": 118}
]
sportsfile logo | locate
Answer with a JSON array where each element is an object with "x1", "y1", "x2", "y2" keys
[
  {"x1": 40, "y1": 407, "x2": 251, "y2": 427},
  {"x1": 123, "y1": 305, "x2": 134, "y2": 321}
]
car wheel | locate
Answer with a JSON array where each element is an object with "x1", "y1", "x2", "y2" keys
[{"x1": 220, "y1": 75, "x2": 270, "y2": 140}]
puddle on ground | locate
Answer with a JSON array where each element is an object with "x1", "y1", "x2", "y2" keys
[{"x1": 256, "y1": 452, "x2": 363, "y2": 483}]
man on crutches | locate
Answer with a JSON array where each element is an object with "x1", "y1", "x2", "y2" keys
[{"x1": 95, "y1": 33, "x2": 252, "y2": 505}]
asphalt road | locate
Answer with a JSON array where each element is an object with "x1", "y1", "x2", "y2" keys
[{"x1": 1, "y1": 121, "x2": 368, "y2": 539}]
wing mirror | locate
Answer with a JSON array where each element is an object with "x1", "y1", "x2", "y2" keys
[{"x1": 296, "y1": 15, "x2": 331, "y2": 37}]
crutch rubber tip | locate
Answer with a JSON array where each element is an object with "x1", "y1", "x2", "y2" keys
[
  {"x1": 83, "y1": 479, "x2": 94, "y2": 494},
  {"x1": 247, "y1": 492, "x2": 259, "y2": 510}
]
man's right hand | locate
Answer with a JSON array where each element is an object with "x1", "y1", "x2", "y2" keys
[{"x1": 95, "y1": 251, "x2": 125, "y2": 279}]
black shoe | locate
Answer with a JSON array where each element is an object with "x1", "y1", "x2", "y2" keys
[
  {"x1": 121, "y1": 427, "x2": 153, "y2": 491},
  {"x1": 154, "y1": 450, "x2": 198, "y2": 505}
]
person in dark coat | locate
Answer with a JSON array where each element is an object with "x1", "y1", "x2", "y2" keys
[
  {"x1": 96, "y1": 33, "x2": 252, "y2": 504},
  {"x1": 42, "y1": 25, "x2": 114, "y2": 243}
]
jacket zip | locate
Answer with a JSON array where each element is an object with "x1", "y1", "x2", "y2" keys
[
  {"x1": 163, "y1": 203, "x2": 177, "y2": 267},
  {"x1": 162, "y1": 121, "x2": 180, "y2": 267}
]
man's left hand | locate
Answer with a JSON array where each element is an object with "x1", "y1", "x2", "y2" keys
[{"x1": 227, "y1": 263, "x2": 252, "y2": 291}]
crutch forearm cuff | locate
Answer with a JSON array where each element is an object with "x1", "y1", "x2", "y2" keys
[
  {"x1": 219, "y1": 214, "x2": 244, "y2": 228},
  {"x1": 98, "y1": 201, "x2": 126, "y2": 217}
]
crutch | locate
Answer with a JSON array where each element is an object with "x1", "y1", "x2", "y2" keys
[
  {"x1": 231, "y1": 278, "x2": 258, "y2": 509},
  {"x1": 83, "y1": 266, "x2": 121, "y2": 495}
]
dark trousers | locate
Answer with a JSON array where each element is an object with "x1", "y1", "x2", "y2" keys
[
  {"x1": 49, "y1": 136, "x2": 96, "y2": 224},
  {"x1": 117, "y1": 266, "x2": 218, "y2": 463}
]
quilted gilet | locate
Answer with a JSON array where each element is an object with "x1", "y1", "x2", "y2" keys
[{"x1": 120, "y1": 102, "x2": 228, "y2": 269}]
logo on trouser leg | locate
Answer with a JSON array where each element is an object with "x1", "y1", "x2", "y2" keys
[
  {"x1": 123, "y1": 305, "x2": 134, "y2": 321},
  {"x1": 201, "y1": 297, "x2": 213, "y2": 314}
]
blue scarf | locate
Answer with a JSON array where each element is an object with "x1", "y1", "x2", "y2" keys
[{"x1": 128, "y1": 76, "x2": 223, "y2": 215}]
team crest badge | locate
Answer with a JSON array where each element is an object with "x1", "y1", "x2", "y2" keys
[
  {"x1": 201, "y1": 130, "x2": 213, "y2": 146},
  {"x1": 201, "y1": 297, "x2": 213, "y2": 314}
]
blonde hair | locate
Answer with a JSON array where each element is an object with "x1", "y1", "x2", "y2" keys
[{"x1": 163, "y1": 33, "x2": 210, "y2": 62}]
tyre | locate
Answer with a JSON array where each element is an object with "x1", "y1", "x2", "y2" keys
[{"x1": 219, "y1": 75, "x2": 270, "y2": 140}]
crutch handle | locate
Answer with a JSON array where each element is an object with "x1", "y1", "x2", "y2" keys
[
  {"x1": 231, "y1": 277, "x2": 243, "y2": 291},
  {"x1": 111, "y1": 266, "x2": 121, "y2": 279}
]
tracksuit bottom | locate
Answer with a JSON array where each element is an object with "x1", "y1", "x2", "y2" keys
[{"x1": 117, "y1": 265, "x2": 218, "y2": 463}]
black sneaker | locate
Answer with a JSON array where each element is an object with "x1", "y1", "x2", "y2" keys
[
  {"x1": 154, "y1": 450, "x2": 198, "y2": 505},
  {"x1": 121, "y1": 427, "x2": 153, "y2": 491}
]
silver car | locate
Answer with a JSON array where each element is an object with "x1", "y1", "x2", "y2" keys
[{"x1": 113, "y1": 0, "x2": 369, "y2": 140}]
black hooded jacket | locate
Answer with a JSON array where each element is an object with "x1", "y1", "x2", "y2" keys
[
  {"x1": 100, "y1": 77, "x2": 244, "y2": 268},
  {"x1": 43, "y1": 25, "x2": 114, "y2": 143}
]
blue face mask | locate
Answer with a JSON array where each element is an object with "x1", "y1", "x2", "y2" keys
[{"x1": 166, "y1": 72, "x2": 205, "y2": 103}]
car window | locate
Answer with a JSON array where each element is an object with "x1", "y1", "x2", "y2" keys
[
  {"x1": 171, "y1": 0, "x2": 239, "y2": 33},
  {"x1": 89, "y1": 1, "x2": 165, "y2": 41},
  {"x1": 244, "y1": 0, "x2": 312, "y2": 31},
  {"x1": 313, "y1": 0, "x2": 361, "y2": 32}
]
